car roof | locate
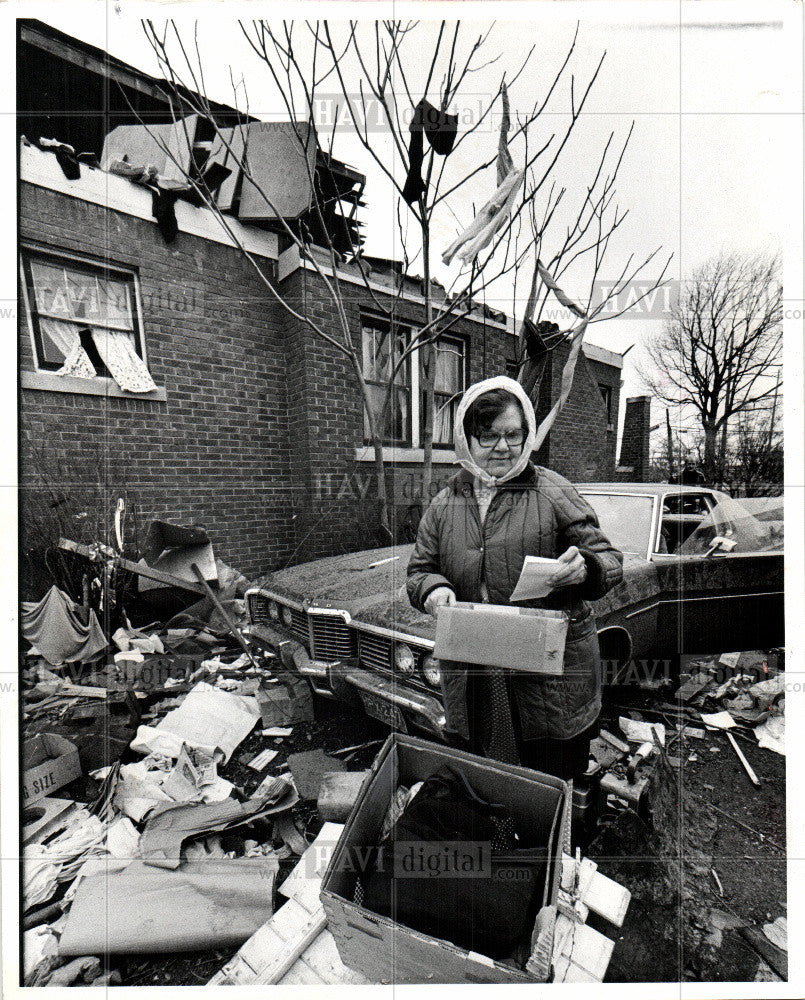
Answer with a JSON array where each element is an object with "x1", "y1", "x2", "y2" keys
[{"x1": 579, "y1": 483, "x2": 720, "y2": 496}]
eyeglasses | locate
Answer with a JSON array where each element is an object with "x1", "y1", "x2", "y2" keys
[{"x1": 473, "y1": 430, "x2": 526, "y2": 449}]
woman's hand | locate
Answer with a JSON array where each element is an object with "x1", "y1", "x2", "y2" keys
[
  {"x1": 550, "y1": 546, "x2": 588, "y2": 590},
  {"x1": 424, "y1": 586, "x2": 457, "y2": 617}
]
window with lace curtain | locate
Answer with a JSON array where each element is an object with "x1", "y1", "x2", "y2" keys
[{"x1": 20, "y1": 247, "x2": 157, "y2": 394}]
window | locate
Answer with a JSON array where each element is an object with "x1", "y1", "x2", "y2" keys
[
  {"x1": 361, "y1": 315, "x2": 411, "y2": 445},
  {"x1": 424, "y1": 336, "x2": 466, "y2": 447},
  {"x1": 21, "y1": 248, "x2": 156, "y2": 393},
  {"x1": 599, "y1": 384, "x2": 613, "y2": 429}
]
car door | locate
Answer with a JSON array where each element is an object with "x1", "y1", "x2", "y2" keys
[{"x1": 651, "y1": 492, "x2": 784, "y2": 656}]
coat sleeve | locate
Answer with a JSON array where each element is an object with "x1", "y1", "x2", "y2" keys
[
  {"x1": 406, "y1": 500, "x2": 455, "y2": 612},
  {"x1": 548, "y1": 478, "x2": 624, "y2": 601}
]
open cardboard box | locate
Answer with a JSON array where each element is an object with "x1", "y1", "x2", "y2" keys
[
  {"x1": 22, "y1": 733, "x2": 81, "y2": 804},
  {"x1": 321, "y1": 733, "x2": 571, "y2": 984}
]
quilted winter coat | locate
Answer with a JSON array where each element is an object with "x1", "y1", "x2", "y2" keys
[{"x1": 406, "y1": 463, "x2": 624, "y2": 741}]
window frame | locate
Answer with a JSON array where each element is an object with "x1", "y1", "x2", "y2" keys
[
  {"x1": 598, "y1": 382, "x2": 614, "y2": 431},
  {"x1": 423, "y1": 333, "x2": 467, "y2": 448},
  {"x1": 20, "y1": 244, "x2": 149, "y2": 379},
  {"x1": 360, "y1": 312, "x2": 413, "y2": 447}
]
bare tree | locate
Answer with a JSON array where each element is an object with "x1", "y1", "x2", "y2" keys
[
  {"x1": 137, "y1": 19, "x2": 669, "y2": 540},
  {"x1": 641, "y1": 253, "x2": 782, "y2": 483}
]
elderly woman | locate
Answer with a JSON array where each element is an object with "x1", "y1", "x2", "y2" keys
[{"x1": 407, "y1": 376, "x2": 623, "y2": 780}]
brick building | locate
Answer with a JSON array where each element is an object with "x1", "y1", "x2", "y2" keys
[{"x1": 17, "y1": 21, "x2": 647, "y2": 585}]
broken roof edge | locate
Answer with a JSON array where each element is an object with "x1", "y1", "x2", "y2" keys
[
  {"x1": 19, "y1": 140, "x2": 279, "y2": 262},
  {"x1": 277, "y1": 244, "x2": 519, "y2": 335}
]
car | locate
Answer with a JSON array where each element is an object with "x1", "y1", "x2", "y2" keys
[{"x1": 244, "y1": 484, "x2": 784, "y2": 741}]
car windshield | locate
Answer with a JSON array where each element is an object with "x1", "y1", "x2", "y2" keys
[
  {"x1": 580, "y1": 492, "x2": 655, "y2": 556},
  {"x1": 678, "y1": 497, "x2": 784, "y2": 555}
]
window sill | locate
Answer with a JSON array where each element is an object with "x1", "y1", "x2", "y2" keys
[
  {"x1": 355, "y1": 446, "x2": 457, "y2": 464},
  {"x1": 21, "y1": 370, "x2": 167, "y2": 401}
]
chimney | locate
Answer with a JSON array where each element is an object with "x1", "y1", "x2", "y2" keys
[{"x1": 617, "y1": 396, "x2": 651, "y2": 481}]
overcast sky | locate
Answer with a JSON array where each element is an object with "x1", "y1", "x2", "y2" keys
[{"x1": 26, "y1": 1, "x2": 802, "y2": 443}]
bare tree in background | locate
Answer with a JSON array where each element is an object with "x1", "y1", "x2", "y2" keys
[
  {"x1": 641, "y1": 253, "x2": 782, "y2": 484},
  {"x1": 139, "y1": 19, "x2": 669, "y2": 539}
]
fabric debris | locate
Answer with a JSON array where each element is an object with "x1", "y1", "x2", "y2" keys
[
  {"x1": 21, "y1": 586, "x2": 108, "y2": 665},
  {"x1": 38, "y1": 137, "x2": 81, "y2": 180},
  {"x1": 151, "y1": 186, "x2": 180, "y2": 242},
  {"x1": 402, "y1": 98, "x2": 458, "y2": 205},
  {"x1": 618, "y1": 717, "x2": 666, "y2": 746},
  {"x1": 755, "y1": 714, "x2": 785, "y2": 755},
  {"x1": 90, "y1": 329, "x2": 158, "y2": 394},
  {"x1": 139, "y1": 773, "x2": 297, "y2": 868}
]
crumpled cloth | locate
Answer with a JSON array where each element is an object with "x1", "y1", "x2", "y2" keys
[
  {"x1": 24, "y1": 811, "x2": 107, "y2": 908},
  {"x1": 21, "y1": 586, "x2": 108, "y2": 665},
  {"x1": 91, "y1": 329, "x2": 158, "y2": 393}
]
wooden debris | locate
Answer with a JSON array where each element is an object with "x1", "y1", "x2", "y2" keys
[
  {"x1": 58, "y1": 538, "x2": 206, "y2": 594},
  {"x1": 726, "y1": 731, "x2": 760, "y2": 786}
]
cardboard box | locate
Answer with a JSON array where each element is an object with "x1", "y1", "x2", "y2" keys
[
  {"x1": 321, "y1": 733, "x2": 571, "y2": 985},
  {"x1": 22, "y1": 733, "x2": 82, "y2": 804},
  {"x1": 256, "y1": 672, "x2": 314, "y2": 727},
  {"x1": 434, "y1": 602, "x2": 568, "y2": 674}
]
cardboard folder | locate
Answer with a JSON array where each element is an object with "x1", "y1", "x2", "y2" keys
[{"x1": 433, "y1": 602, "x2": 567, "y2": 674}]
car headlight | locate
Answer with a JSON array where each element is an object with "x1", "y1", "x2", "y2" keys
[
  {"x1": 281, "y1": 605, "x2": 294, "y2": 626},
  {"x1": 422, "y1": 655, "x2": 441, "y2": 687},
  {"x1": 269, "y1": 601, "x2": 280, "y2": 621},
  {"x1": 394, "y1": 643, "x2": 415, "y2": 674}
]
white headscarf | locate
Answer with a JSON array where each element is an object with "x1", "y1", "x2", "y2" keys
[{"x1": 453, "y1": 375, "x2": 537, "y2": 487}]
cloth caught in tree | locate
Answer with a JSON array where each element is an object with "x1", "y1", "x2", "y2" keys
[
  {"x1": 441, "y1": 168, "x2": 524, "y2": 265},
  {"x1": 402, "y1": 99, "x2": 459, "y2": 206},
  {"x1": 536, "y1": 261, "x2": 586, "y2": 319},
  {"x1": 442, "y1": 85, "x2": 524, "y2": 265},
  {"x1": 21, "y1": 586, "x2": 108, "y2": 665},
  {"x1": 533, "y1": 317, "x2": 589, "y2": 451},
  {"x1": 90, "y1": 330, "x2": 158, "y2": 393},
  {"x1": 497, "y1": 83, "x2": 515, "y2": 184}
]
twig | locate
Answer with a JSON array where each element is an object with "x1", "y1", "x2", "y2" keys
[{"x1": 704, "y1": 800, "x2": 784, "y2": 853}]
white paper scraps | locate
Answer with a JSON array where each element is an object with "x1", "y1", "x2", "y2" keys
[
  {"x1": 748, "y1": 674, "x2": 786, "y2": 702},
  {"x1": 130, "y1": 682, "x2": 260, "y2": 763},
  {"x1": 508, "y1": 555, "x2": 563, "y2": 602},
  {"x1": 700, "y1": 711, "x2": 736, "y2": 730},
  {"x1": 114, "y1": 649, "x2": 145, "y2": 665},
  {"x1": 262, "y1": 727, "x2": 293, "y2": 738},
  {"x1": 718, "y1": 651, "x2": 742, "y2": 668},
  {"x1": 618, "y1": 717, "x2": 666, "y2": 746},
  {"x1": 247, "y1": 748, "x2": 279, "y2": 771},
  {"x1": 755, "y1": 714, "x2": 785, "y2": 755},
  {"x1": 762, "y1": 916, "x2": 787, "y2": 951},
  {"x1": 105, "y1": 816, "x2": 141, "y2": 861}
]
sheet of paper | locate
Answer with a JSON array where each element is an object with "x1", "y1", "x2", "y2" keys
[
  {"x1": 700, "y1": 710, "x2": 736, "y2": 730},
  {"x1": 508, "y1": 555, "x2": 563, "y2": 601},
  {"x1": 618, "y1": 716, "x2": 666, "y2": 746},
  {"x1": 131, "y1": 682, "x2": 260, "y2": 763}
]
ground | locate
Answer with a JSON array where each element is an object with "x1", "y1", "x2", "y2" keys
[{"x1": 25, "y1": 663, "x2": 786, "y2": 986}]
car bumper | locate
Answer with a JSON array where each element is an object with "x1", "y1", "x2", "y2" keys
[{"x1": 244, "y1": 623, "x2": 447, "y2": 738}]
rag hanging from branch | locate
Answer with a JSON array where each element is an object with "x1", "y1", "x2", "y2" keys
[
  {"x1": 517, "y1": 257, "x2": 589, "y2": 450},
  {"x1": 442, "y1": 83, "x2": 525, "y2": 266},
  {"x1": 402, "y1": 99, "x2": 458, "y2": 206}
]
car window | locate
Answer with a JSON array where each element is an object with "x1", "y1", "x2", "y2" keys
[
  {"x1": 677, "y1": 497, "x2": 784, "y2": 555},
  {"x1": 580, "y1": 493, "x2": 655, "y2": 556}
]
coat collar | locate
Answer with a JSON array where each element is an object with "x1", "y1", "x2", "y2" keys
[{"x1": 451, "y1": 462, "x2": 539, "y2": 494}]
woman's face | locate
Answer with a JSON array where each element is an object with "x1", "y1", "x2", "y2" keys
[{"x1": 468, "y1": 401, "x2": 526, "y2": 477}]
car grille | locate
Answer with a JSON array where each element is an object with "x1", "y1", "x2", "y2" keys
[
  {"x1": 357, "y1": 632, "x2": 393, "y2": 672},
  {"x1": 310, "y1": 615, "x2": 354, "y2": 661},
  {"x1": 287, "y1": 607, "x2": 309, "y2": 645},
  {"x1": 248, "y1": 593, "x2": 271, "y2": 625},
  {"x1": 356, "y1": 632, "x2": 430, "y2": 690}
]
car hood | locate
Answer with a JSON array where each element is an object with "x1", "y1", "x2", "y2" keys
[{"x1": 255, "y1": 546, "x2": 648, "y2": 641}]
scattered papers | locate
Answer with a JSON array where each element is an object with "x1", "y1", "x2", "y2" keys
[
  {"x1": 131, "y1": 681, "x2": 260, "y2": 762},
  {"x1": 247, "y1": 748, "x2": 279, "y2": 771},
  {"x1": 762, "y1": 917, "x2": 787, "y2": 952},
  {"x1": 105, "y1": 816, "x2": 141, "y2": 860},
  {"x1": 508, "y1": 556, "x2": 563, "y2": 602},
  {"x1": 618, "y1": 717, "x2": 665, "y2": 746},
  {"x1": 755, "y1": 714, "x2": 785, "y2": 756},
  {"x1": 700, "y1": 711, "x2": 736, "y2": 730}
]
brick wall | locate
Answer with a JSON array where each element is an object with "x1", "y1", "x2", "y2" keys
[
  {"x1": 617, "y1": 395, "x2": 652, "y2": 481},
  {"x1": 533, "y1": 341, "x2": 620, "y2": 481},
  {"x1": 19, "y1": 182, "x2": 298, "y2": 582}
]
